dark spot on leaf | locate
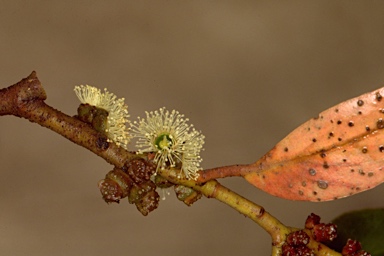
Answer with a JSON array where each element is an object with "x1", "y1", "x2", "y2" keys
[
  {"x1": 335, "y1": 108, "x2": 339, "y2": 113},
  {"x1": 284, "y1": 147, "x2": 288, "y2": 152},
  {"x1": 302, "y1": 181, "x2": 306, "y2": 187},
  {"x1": 309, "y1": 168, "x2": 316, "y2": 176},
  {"x1": 262, "y1": 175, "x2": 265, "y2": 179},
  {"x1": 329, "y1": 132, "x2": 334, "y2": 137},
  {"x1": 357, "y1": 99, "x2": 364, "y2": 106},
  {"x1": 317, "y1": 180, "x2": 328, "y2": 189},
  {"x1": 317, "y1": 198, "x2": 321, "y2": 201},
  {"x1": 313, "y1": 191, "x2": 317, "y2": 195},
  {"x1": 338, "y1": 137, "x2": 342, "y2": 141},
  {"x1": 337, "y1": 120, "x2": 342, "y2": 125},
  {"x1": 377, "y1": 118, "x2": 384, "y2": 129},
  {"x1": 298, "y1": 190, "x2": 304, "y2": 195},
  {"x1": 358, "y1": 111, "x2": 362, "y2": 115},
  {"x1": 368, "y1": 172, "x2": 374, "y2": 177},
  {"x1": 362, "y1": 147, "x2": 368, "y2": 153},
  {"x1": 379, "y1": 145, "x2": 384, "y2": 152},
  {"x1": 320, "y1": 152, "x2": 326, "y2": 158},
  {"x1": 323, "y1": 162, "x2": 329, "y2": 169},
  {"x1": 312, "y1": 138, "x2": 317, "y2": 142},
  {"x1": 350, "y1": 169, "x2": 355, "y2": 172},
  {"x1": 358, "y1": 169, "x2": 365, "y2": 175},
  {"x1": 376, "y1": 91, "x2": 382, "y2": 101},
  {"x1": 380, "y1": 109, "x2": 384, "y2": 114},
  {"x1": 366, "y1": 126, "x2": 371, "y2": 132},
  {"x1": 348, "y1": 121, "x2": 354, "y2": 127},
  {"x1": 356, "y1": 187, "x2": 360, "y2": 191},
  {"x1": 330, "y1": 120, "x2": 334, "y2": 124},
  {"x1": 343, "y1": 159, "x2": 347, "y2": 162}
]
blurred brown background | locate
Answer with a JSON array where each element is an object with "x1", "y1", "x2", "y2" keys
[{"x1": 1, "y1": 1, "x2": 384, "y2": 255}]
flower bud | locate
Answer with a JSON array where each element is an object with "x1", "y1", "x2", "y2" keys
[
  {"x1": 174, "y1": 185, "x2": 202, "y2": 206},
  {"x1": 135, "y1": 190, "x2": 160, "y2": 216},
  {"x1": 91, "y1": 109, "x2": 108, "y2": 133},
  {"x1": 98, "y1": 168, "x2": 133, "y2": 203},
  {"x1": 98, "y1": 179, "x2": 124, "y2": 203},
  {"x1": 77, "y1": 103, "x2": 96, "y2": 124},
  {"x1": 128, "y1": 181, "x2": 156, "y2": 204},
  {"x1": 152, "y1": 174, "x2": 174, "y2": 189},
  {"x1": 126, "y1": 158, "x2": 156, "y2": 183}
]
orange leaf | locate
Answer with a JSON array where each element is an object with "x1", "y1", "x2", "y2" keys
[{"x1": 244, "y1": 88, "x2": 384, "y2": 201}]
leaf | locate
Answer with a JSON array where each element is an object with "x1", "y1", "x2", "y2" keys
[
  {"x1": 326, "y1": 208, "x2": 384, "y2": 255},
  {"x1": 244, "y1": 87, "x2": 384, "y2": 201}
]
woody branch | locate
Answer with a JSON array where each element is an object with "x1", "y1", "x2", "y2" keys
[{"x1": 0, "y1": 72, "x2": 343, "y2": 256}]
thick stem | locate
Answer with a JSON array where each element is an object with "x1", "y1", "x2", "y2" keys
[{"x1": 0, "y1": 71, "x2": 136, "y2": 167}]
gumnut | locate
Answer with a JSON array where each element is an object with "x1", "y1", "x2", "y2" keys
[
  {"x1": 135, "y1": 190, "x2": 160, "y2": 216},
  {"x1": 98, "y1": 168, "x2": 133, "y2": 203},
  {"x1": 126, "y1": 158, "x2": 156, "y2": 183},
  {"x1": 174, "y1": 185, "x2": 202, "y2": 206}
]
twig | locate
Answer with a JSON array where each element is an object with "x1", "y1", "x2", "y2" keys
[{"x1": 0, "y1": 72, "x2": 343, "y2": 256}]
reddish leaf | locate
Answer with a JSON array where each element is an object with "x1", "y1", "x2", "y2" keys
[{"x1": 244, "y1": 88, "x2": 384, "y2": 201}]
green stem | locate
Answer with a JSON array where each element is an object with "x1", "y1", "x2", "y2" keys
[
  {"x1": 160, "y1": 169, "x2": 293, "y2": 247},
  {"x1": 161, "y1": 169, "x2": 342, "y2": 256}
]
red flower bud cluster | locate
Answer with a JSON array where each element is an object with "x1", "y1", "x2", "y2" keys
[
  {"x1": 305, "y1": 213, "x2": 337, "y2": 242},
  {"x1": 282, "y1": 230, "x2": 314, "y2": 256},
  {"x1": 342, "y1": 239, "x2": 371, "y2": 256}
]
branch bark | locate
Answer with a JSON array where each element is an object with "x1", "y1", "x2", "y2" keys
[{"x1": 0, "y1": 71, "x2": 136, "y2": 167}]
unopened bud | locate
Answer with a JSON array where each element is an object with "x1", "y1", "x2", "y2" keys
[{"x1": 174, "y1": 185, "x2": 202, "y2": 206}]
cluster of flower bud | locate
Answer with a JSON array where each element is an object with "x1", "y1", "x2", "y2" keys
[
  {"x1": 282, "y1": 230, "x2": 314, "y2": 256},
  {"x1": 98, "y1": 159, "x2": 159, "y2": 216},
  {"x1": 305, "y1": 213, "x2": 338, "y2": 243},
  {"x1": 74, "y1": 85, "x2": 204, "y2": 214},
  {"x1": 98, "y1": 158, "x2": 202, "y2": 215},
  {"x1": 282, "y1": 213, "x2": 371, "y2": 256},
  {"x1": 283, "y1": 213, "x2": 339, "y2": 255}
]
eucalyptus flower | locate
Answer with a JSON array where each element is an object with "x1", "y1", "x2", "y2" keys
[{"x1": 130, "y1": 107, "x2": 204, "y2": 180}]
